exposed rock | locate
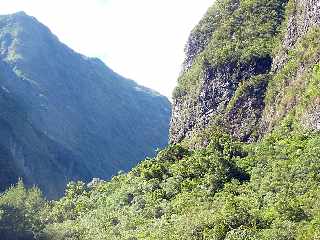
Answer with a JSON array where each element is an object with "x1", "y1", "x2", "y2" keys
[
  {"x1": 170, "y1": 0, "x2": 284, "y2": 143},
  {"x1": 170, "y1": 59, "x2": 271, "y2": 143},
  {"x1": 87, "y1": 178, "x2": 105, "y2": 188},
  {"x1": 261, "y1": 0, "x2": 320, "y2": 133},
  {"x1": 170, "y1": 0, "x2": 320, "y2": 144}
]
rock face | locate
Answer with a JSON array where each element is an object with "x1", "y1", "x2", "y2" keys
[
  {"x1": 0, "y1": 12, "x2": 171, "y2": 198},
  {"x1": 283, "y1": 0, "x2": 320, "y2": 47},
  {"x1": 170, "y1": 0, "x2": 320, "y2": 143},
  {"x1": 261, "y1": 0, "x2": 320, "y2": 132}
]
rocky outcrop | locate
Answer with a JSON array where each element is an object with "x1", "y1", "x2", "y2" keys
[
  {"x1": 170, "y1": 59, "x2": 271, "y2": 143},
  {"x1": 261, "y1": 0, "x2": 320, "y2": 133},
  {"x1": 0, "y1": 12, "x2": 171, "y2": 198},
  {"x1": 283, "y1": 0, "x2": 320, "y2": 49},
  {"x1": 170, "y1": 0, "x2": 320, "y2": 144},
  {"x1": 170, "y1": 0, "x2": 287, "y2": 143}
]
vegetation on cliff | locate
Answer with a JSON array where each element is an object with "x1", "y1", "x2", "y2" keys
[
  {"x1": 174, "y1": 0, "x2": 288, "y2": 98},
  {"x1": 170, "y1": 0, "x2": 291, "y2": 143}
]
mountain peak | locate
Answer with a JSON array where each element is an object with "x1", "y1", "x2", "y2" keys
[
  {"x1": 0, "y1": 12, "x2": 171, "y2": 198},
  {"x1": 0, "y1": 11, "x2": 45, "y2": 35},
  {"x1": 0, "y1": 11, "x2": 33, "y2": 21},
  {"x1": 12, "y1": 11, "x2": 28, "y2": 16}
]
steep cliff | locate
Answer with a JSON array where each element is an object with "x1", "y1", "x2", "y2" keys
[
  {"x1": 170, "y1": 0, "x2": 320, "y2": 144},
  {"x1": 262, "y1": 0, "x2": 320, "y2": 133},
  {"x1": 0, "y1": 12, "x2": 171, "y2": 198}
]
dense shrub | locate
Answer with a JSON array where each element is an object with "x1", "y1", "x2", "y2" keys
[{"x1": 0, "y1": 180, "x2": 46, "y2": 240}]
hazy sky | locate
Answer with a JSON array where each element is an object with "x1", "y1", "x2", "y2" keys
[{"x1": 0, "y1": 0, "x2": 213, "y2": 98}]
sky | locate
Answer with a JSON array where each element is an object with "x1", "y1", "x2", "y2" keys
[{"x1": 0, "y1": 0, "x2": 213, "y2": 98}]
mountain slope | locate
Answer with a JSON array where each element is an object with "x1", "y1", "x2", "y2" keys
[
  {"x1": 170, "y1": 0, "x2": 288, "y2": 143},
  {"x1": 170, "y1": 0, "x2": 320, "y2": 144},
  {"x1": 0, "y1": 12, "x2": 171, "y2": 198},
  {"x1": 261, "y1": 0, "x2": 320, "y2": 133}
]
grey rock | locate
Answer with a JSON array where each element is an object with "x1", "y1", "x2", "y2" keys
[
  {"x1": 87, "y1": 178, "x2": 105, "y2": 188},
  {"x1": 170, "y1": 58, "x2": 271, "y2": 143},
  {"x1": 261, "y1": 0, "x2": 320, "y2": 133},
  {"x1": 170, "y1": 0, "x2": 320, "y2": 144}
]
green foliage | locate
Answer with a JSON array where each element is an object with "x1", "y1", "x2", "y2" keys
[
  {"x1": 16, "y1": 124, "x2": 316, "y2": 240},
  {"x1": 174, "y1": 0, "x2": 288, "y2": 98},
  {"x1": 264, "y1": 27, "x2": 320, "y2": 129},
  {"x1": 47, "y1": 181, "x2": 91, "y2": 223},
  {"x1": 0, "y1": 111, "x2": 318, "y2": 240},
  {"x1": 1, "y1": 124, "x2": 320, "y2": 240},
  {"x1": 0, "y1": 180, "x2": 47, "y2": 240},
  {"x1": 226, "y1": 75, "x2": 268, "y2": 113}
]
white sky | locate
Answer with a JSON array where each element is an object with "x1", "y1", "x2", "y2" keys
[{"x1": 0, "y1": 0, "x2": 213, "y2": 98}]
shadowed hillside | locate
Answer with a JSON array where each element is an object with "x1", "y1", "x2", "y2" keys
[{"x1": 0, "y1": 12, "x2": 171, "y2": 198}]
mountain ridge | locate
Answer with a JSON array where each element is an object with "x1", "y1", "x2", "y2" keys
[{"x1": 0, "y1": 12, "x2": 171, "y2": 198}]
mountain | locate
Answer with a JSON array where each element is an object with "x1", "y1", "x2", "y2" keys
[
  {"x1": 170, "y1": 0, "x2": 320, "y2": 145},
  {"x1": 2, "y1": 0, "x2": 320, "y2": 239},
  {"x1": 0, "y1": 12, "x2": 171, "y2": 198},
  {"x1": 170, "y1": 0, "x2": 287, "y2": 143}
]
